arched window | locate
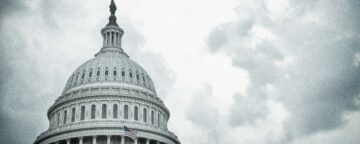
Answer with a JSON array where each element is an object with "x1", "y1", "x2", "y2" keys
[
  {"x1": 113, "y1": 68, "x2": 117, "y2": 76},
  {"x1": 71, "y1": 108, "x2": 76, "y2": 122},
  {"x1": 129, "y1": 70, "x2": 133, "y2": 78},
  {"x1": 121, "y1": 70, "x2": 125, "y2": 77},
  {"x1": 151, "y1": 111, "x2": 154, "y2": 124},
  {"x1": 102, "y1": 104, "x2": 107, "y2": 118},
  {"x1": 63, "y1": 110, "x2": 67, "y2": 124},
  {"x1": 124, "y1": 105, "x2": 128, "y2": 119},
  {"x1": 143, "y1": 108, "x2": 147, "y2": 122},
  {"x1": 57, "y1": 113, "x2": 60, "y2": 126},
  {"x1": 134, "y1": 106, "x2": 138, "y2": 121},
  {"x1": 97, "y1": 68, "x2": 100, "y2": 76},
  {"x1": 81, "y1": 71, "x2": 85, "y2": 79},
  {"x1": 136, "y1": 71, "x2": 140, "y2": 80},
  {"x1": 105, "y1": 67, "x2": 109, "y2": 76},
  {"x1": 89, "y1": 69, "x2": 93, "y2": 77},
  {"x1": 81, "y1": 106, "x2": 85, "y2": 120},
  {"x1": 91, "y1": 105, "x2": 96, "y2": 119},
  {"x1": 113, "y1": 104, "x2": 118, "y2": 118},
  {"x1": 158, "y1": 113, "x2": 160, "y2": 126}
]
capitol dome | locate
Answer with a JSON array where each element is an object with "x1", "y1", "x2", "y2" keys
[{"x1": 33, "y1": 1, "x2": 180, "y2": 144}]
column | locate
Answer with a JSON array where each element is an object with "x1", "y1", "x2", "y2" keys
[
  {"x1": 93, "y1": 136, "x2": 97, "y2": 144},
  {"x1": 105, "y1": 33, "x2": 108, "y2": 46},
  {"x1": 79, "y1": 137, "x2": 83, "y2": 144},
  {"x1": 156, "y1": 141, "x2": 160, "y2": 144},
  {"x1": 107, "y1": 135, "x2": 111, "y2": 144},
  {"x1": 146, "y1": 139, "x2": 150, "y2": 144},
  {"x1": 121, "y1": 135, "x2": 125, "y2": 144},
  {"x1": 103, "y1": 33, "x2": 106, "y2": 46},
  {"x1": 66, "y1": 139, "x2": 70, "y2": 144},
  {"x1": 134, "y1": 138, "x2": 138, "y2": 144}
]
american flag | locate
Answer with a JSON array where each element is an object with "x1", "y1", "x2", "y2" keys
[{"x1": 124, "y1": 126, "x2": 138, "y2": 140}]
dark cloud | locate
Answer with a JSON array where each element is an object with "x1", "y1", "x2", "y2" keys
[{"x1": 0, "y1": 0, "x2": 27, "y2": 20}]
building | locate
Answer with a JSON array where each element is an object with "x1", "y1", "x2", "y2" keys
[{"x1": 33, "y1": 1, "x2": 180, "y2": 144}]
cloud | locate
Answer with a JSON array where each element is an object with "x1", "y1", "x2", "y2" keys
[
  {"x1": 206, "y1": 0, "x2": 360, "y2": 143},
  {"x1": 186, "y1": 85, "x2": 221, "y2": 144}
]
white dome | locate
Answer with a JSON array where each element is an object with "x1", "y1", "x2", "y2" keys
[
  {"x1": 62, "y1": 52, "x2": 156, "y2": 95},
  {"x1": 34, "y1": 1, "x2": 180, "y2": 144}
]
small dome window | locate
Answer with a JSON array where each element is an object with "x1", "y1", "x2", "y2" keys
[
  {"x1": 81, "y1": 71, "x2": 85, "y2": 79},
  {"x1": 89, "y1": 69, "x2": 93, "y2": 77},
  {"x1": 97, "y1": 68, "x2": 100, "y2": 76},
  {"x1": 105, "y1": 67, "x2": 109, "y2": 76},
  {"x1": 129, "y1": 72, "x2": 133, "y2": 78},
  {"x1": 121, "y1": 71, "x2": 125, "y2": 77},
  {"x1": 136, "y1": 72, "x2": 140, "y2": 80},
  {"x1": 142, "y1": 74, "x2": 145, "y2": 82},
  {"x1": 113, "y1": 68, "x2": 117, "y2": 76}
]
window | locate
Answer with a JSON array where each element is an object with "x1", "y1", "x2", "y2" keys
[
  {"x1": 121, "y1": 70, "x2": 125, "y2": 77},
  {"x1": 129, "y1": 70, "x2": 133, "y2": 78},
  {"x1": 151, "y1": 111, "x2": 154, "y2": 124},
  {"x1": 113, "y1": 104, "x2": 118, "y2": 118},
  {"x1": 63, "y1": 110, "x2": 67, "y2": 124},
  {"x1": 91, "y1": 105, "x2": 96, "y2": 119},
  {"x1": 158, "y1": 113, "x2": 160, "y2": 126},
  {"x1": 81, "y1": 71, "x2": 85, "y2": 79},
  {"x1": 89, "y1": 70, "x2": 93, "y2": 77},
  {"x1": 57, "y1": 113, "x2": 60, "y2": 126},
  {"x1": 113, "y1": 68, "x2": 117, "y2": 76},
  {"x1": 124, "y1": 105, "x2": 128, "y2": 119},
  {"x1": 81, "y1": 106, "x2": 85, "y2": 120},
  {"x1": 143, "y1": 108, "x2": 147, "y2": 122},
  {"x1": 136, "y1": 71, "x2": 140, "y2": 80},
  {"x1": 102, "y1": 104, "x2": 107, "y2": 118},
  {"x1": 71, "y1": 108, "x2": 76, "y2": 122},
  {"x1": 105, "y1": 67, "x2": 109, "y2": 76},
  {"x1": 134, "y1": 106, "x2": 138, "y2": 121},
  {"x1": 142, "y1": 75, "x2": 145, "y2": 82},
  {"x1": 97, "y1": 68, "x2": 100, "y2": 76}
]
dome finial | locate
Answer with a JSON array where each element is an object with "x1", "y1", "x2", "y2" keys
[
  {"x1": 110, "y1": 0, "x2": 117, "y2": 16},
  {"x1": 107, "y1": 0, "x2": 118, "y2": 26}
]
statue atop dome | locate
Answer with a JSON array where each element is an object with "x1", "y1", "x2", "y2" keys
[
  {"x1": 110, "y1": 0, "x2": 117, "y2": 15},
  {"x1": 107, "y1": 0, "x2": 118, "y2": 26}
]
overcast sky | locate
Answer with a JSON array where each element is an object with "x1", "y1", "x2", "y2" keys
[{"x1": 0, "y1": 0, "x2": 359, "y2": 144}]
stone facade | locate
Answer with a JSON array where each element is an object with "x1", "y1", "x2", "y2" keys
[{"x1": 33, "y1": 1, "x2": 180, "y2": 144}]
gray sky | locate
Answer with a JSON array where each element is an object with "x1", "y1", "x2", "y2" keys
[{"x1": 1, "y1": 0, "x2": 359, "y2": 144}]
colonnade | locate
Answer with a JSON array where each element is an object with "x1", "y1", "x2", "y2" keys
[{"x1": 52, "y1": 135, "x2": 166, "y2": 144}]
